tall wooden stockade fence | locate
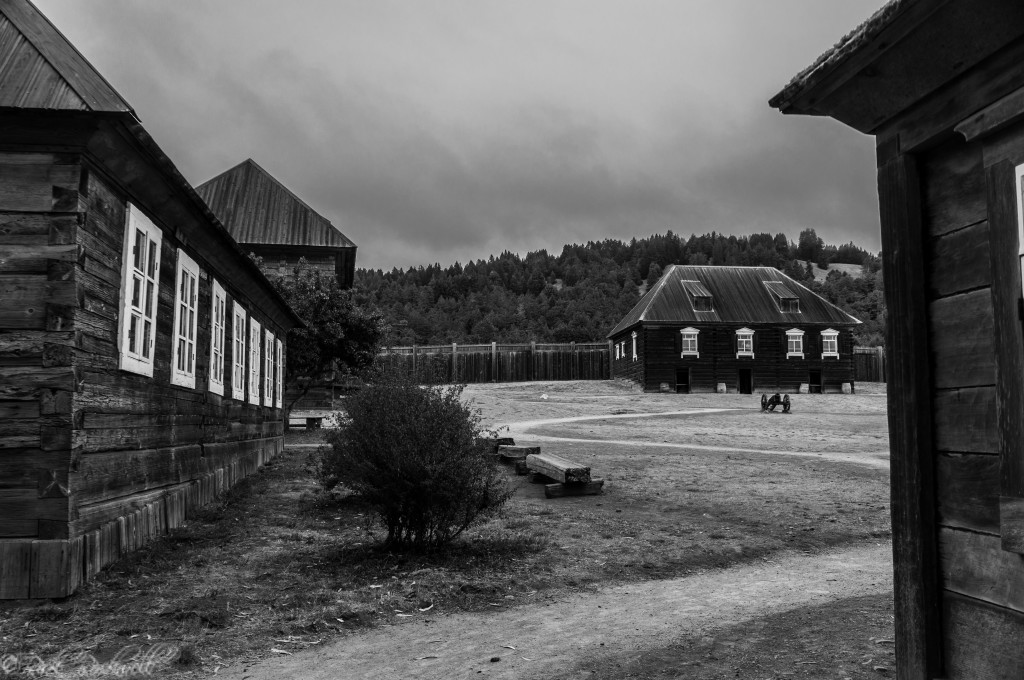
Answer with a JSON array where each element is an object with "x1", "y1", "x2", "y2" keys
[
  {"x1": 853, "y1": 346, "x2": 886, "y2": 382},
  {"x1": 377, "y1": 342, "x2": 611, "y2": 384}
]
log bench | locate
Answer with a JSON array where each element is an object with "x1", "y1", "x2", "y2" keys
[
  {"x1": 524, "y1": 452, "x2": 603, "y2": 498},
  {"x1": 497, "y1": 445, "x2": 539, "y2": 463}
]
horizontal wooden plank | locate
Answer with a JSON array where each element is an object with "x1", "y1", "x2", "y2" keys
[
  {"x1": 0, "y1": 275, "x2": 77, "y2": 330},
  {"x1": 71, "y1": 444, "x2": 204, "y2": 505},
  {"x1": 939, "y1": 528, "x2": 1024, "y2": 611},
  {"x1": 0, "y1": 449, "x2": 68, "y2": 489},
  {"x1": 544, "y1": 479, "x2": 604, "y2": 498},
  {"x1": 927, "y1": 221, "x2": 991, "y2": 299},
  {"x1": 943, "y1": 592, "x2": 1024, "y2": 678},
  {"x1": 525, "y1": 453, "x2": 590, "y2": 484},
  {"x1": 920, "y1": 138, "x2": 986, "y2": 237},
  {"x1": 937, "y1": 453, "x2": 1000, "y2": 534},
  {"x1": 0, "y1": 488, "x2": 38, "y2": 537},
  {"x1": 928, "y1": 290, "x2": 996, "y2": 388},
  {"x1": 0, "y1": 160, "x2": 80, "y2": 212},
  {"x1": 0, "y1": 330, "x2": 77, "y2": 361},
  {"x1": 934, "y1": 387, "x2": 999, "y2": 454},
  {"x1": 0, "y1": 212, "x2": 78, "y2": 245},
  {"x1": 0, "y1": 365, "x2": 75, "y2": 400}
]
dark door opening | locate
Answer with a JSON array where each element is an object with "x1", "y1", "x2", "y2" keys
[
  {"x1": 809, "y1": 370, "x2": 822, "y2": 394},
  {"x1": 738, "y1": 369, "x2": 753, "y2": 395},
  {"x1": 676, "y1": 368, "x2": 690, "y2": 394}
]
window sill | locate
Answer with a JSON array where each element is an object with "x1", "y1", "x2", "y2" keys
[
  {"x1": 821, "y1": 353, "x2": 840, "y2": 359},
  {"x1": 170, "y1": 372, "x2": 196, "y2": 389},
  {"x1": 787, "y1": 352, "x2": 804, "y2": 359},
  {"x1": 119, "y1": 357, "x2": 155, "y2": 378},
  {"x1": 736, "y1": 352, "x2": 754, "y2": 359},
  {"x1": 680, "y1": 352, "x2": 699, "y2": 359}
]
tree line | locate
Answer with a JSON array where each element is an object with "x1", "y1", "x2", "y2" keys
[{"x1": 354, "y1": 228, "x2": 885, "y2": 347}]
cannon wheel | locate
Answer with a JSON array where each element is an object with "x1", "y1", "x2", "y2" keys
[
  {"x1": 760, "y1": 393, "x2": 768, "y2": 411},
  {"x1": 782, "y1": 394, "x2": 791, "y2": 413}
]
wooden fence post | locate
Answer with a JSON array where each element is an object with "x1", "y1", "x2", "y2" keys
[
  {"x1": 452, "y1": 342, "x2": 458, "y2": 383},
  {"x1": 491, "y1": 341, "x2": 497, "y2": 382},
  {"x1": 571, "y1": 341, "x2": 576, "y2": 380},
  {"x1": 530, "y1": 340, "x2": 536, "y2": 382},
  {"x1": 412, "y1": 344, "x2": 417, "y2": 379}
]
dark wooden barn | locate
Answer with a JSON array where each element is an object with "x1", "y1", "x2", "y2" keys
[
  {"x1": 607, "y1": 265, "x2": 859, "y2": 394},
  {"x1": 196, "y1": 158, "x2": 357, "y2": 288},
  {"x1": 771, "y1": 0, "x2": 1024, "y2": 677},
  {"x1": 0, "y1": 0, "x2": 302, "y2": 598}
]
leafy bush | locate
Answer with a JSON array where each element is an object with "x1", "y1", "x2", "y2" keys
[{"x1": 316, "y1": 377, "x2": 514, "y2": 549}]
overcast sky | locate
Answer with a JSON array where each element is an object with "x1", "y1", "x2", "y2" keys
[{"x1": 37, "y1": 0, "x2": 884, "y2": 271}]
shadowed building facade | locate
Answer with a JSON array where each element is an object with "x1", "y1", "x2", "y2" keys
[{"x1": 608, "y1": 265, "x2": 859, "y2": 394}]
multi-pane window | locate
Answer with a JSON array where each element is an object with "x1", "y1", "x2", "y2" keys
[
  {"x1": 692, "y1": 296, "x2": 713, "y2": 312},
  {"x1": 786, "y1": 329, "x2": 805, "y2": 359},
  {"x1": 232, "y1": 302, "x2": 247, "y2": 400},
  {"x1": 263, "y1": 329, "x2": 274, "y2": 407},
  {"x1": 118, "y1": 204, "x2": 161, "y2": 376},
  {"x1": 208, "y1": 280, "x2": 227, "y2": 395},
  {"x1": 248, "y1": 318, "x2": 261, "y2": 406},
  {"x1": 170, "y1": 250, "x2": 200, "y2": 388},
  {"x1": 275, "y1": 338, "x2": 284, "y2": 409},
  {"x1": 680, "y1": 327, "x2": 699, "y2": 357},
  {"x1": 736, "y1": 328, "x2": 755, "y2": 358},
  {"x1": 821, "y1": 329, "x2": 840, "y2": 358},
  {"x1": 631, "y1": 331, "x2": 638, "y2": 361}
]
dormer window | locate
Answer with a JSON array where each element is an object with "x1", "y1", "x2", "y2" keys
[
  {"x1": 681, "y1": 280, "x2": 714, "y2": 312},
  {"x1": 786, "y1": 328, "x2": 805, "y2": 359},
  {"x1": 736, "y1": 328, "x2": 754, "y2": 358},
  {"x1": 679, "y1": 327, "x2": 699, "y2": 357},
  {"x1": 764, "y1": 281, "x2": 800, "y2": 313}
]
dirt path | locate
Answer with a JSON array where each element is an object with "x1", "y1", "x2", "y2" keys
[
  {"x1": 220, "y1": 543, "x2": 892, "y2": 680},
  {"x1": 506, "y1": 410, "x2": 891, "y2": 469}
]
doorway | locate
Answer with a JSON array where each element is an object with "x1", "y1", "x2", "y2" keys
[
  {"x1": 809, "y1": 370, "x2": 822, "y2": 394},
  {"x1": 738, "y1": 368, "x2": 753, "y2": 394},
  {"x1": 676, "y1": 368, "x2": 690, "y2": 394}
]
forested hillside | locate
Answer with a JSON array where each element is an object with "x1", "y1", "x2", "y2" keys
[{"x1": 355, "y1": 229, "x2": 885, "y2": 347}]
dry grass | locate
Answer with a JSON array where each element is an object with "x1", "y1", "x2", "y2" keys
[{"x1": 0, "y1": 381, "x2": 890, "y2": 678}]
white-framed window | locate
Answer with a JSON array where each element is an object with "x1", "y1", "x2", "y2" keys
[
  {"x1": 117, "y1": 204, "x2": 162, "y2": 376},
  {"x1": 275, "y1": 338, "x2": 284, "y2": 409},
  {"x1": 736, "y1": 328, "x2": 754, "y2": 358},
  {"x1": 821, "y1": 328, "x2": 840, "y2": 358},
  {"x1": 786, "y1": 328, "x2": 805, "y2": 359},
  {"x1": 170, "y1": 249, "x2": 200, "y2": 388},
  {"x1": 680, "y1": 327, "x2": 699, "y2": 358},
  {"x1": 263, "y1": 329, "x2": 275, "y2": 407},
  {"x1": 631, "y1": 331, "x2": 638, "y2": 361},
  {"x1": 231, "y1": 302, "x2": 247, "y2": 400},
  {"x1": 208, "y1": 280, "x2": 227, "y2": 395},
  {"x1": 248, "y1": 318, "x2": 261, "y2": 406}
]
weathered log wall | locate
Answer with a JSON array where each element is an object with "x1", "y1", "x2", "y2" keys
[{"x1": 0, "y1": 150, "x2": 289, "y2": 598}]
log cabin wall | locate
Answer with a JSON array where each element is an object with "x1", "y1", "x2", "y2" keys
[
  {"x1": 609, "y1": 330, "x2": 643, "y2": 385},
  {"x1": 0, "y1": 152, "x2": 291, "y2": 599},
  {"x1": 629, "y1": 325, "x2": 855, "y2": 393}
]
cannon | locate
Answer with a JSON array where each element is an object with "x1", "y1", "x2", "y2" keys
[{"x1": 760, "y1": 392, "x2": 791, "y2": 413}]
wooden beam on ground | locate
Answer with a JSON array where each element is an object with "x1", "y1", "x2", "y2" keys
[
  {"x1": 544, "y1": 479, "x2": 604, "y2": 498},
  {"x1": 525, "y1": 453, "x2": 590, "y2": 484},
  {"x1": 498, "y1": 445, "x2": 539, "y2": 462}
]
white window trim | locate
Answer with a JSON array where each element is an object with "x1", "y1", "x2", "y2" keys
[
  {"x1": 736, "y1": 327, "x2": 755, "y2": 359},
  {"x1": 263, "y1": 329, "x2": 275, "y2": 407},
  {"x1": 231, "y1": 302, "x2": 247, "y2": 400},
  {"x1": 170, "y1": 249, "x2": 200, "y2": 388},
  {"x1": 275, "y1": 338, "x2": 284, "y2": 409},
  {"x1": 821, "y1": 328, "x2": 840, "y2": 359},
  {"x1": 631, "y1": 331, "x2": 638, "y2": 361},
  {"x1": 615, "y1": 343, "x2": 620, "y2": 360},
  {"x1": 786, "y1": 328, "x2": 805, "y2": 359},
  {"x1": 249, "y1": 318, "x2": 262, "y2": 406},
  {"x1": 117, "y1": 204, "x2": 161, "y2": 377},
  {"x1": 208, "y1": 279, "x2": 226, "y2": 395},
  {"x1": 680, "y1": 327, "x2": 699, "y2": 358}
]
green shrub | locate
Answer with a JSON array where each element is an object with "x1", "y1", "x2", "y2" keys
[{"x1": 317, "y1": 377, "x2": 514, "y2": 549}]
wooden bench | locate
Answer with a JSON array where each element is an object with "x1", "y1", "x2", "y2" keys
[
  {"x1": 497, "y1": 445, "x2": 539, "y2": 463},
  {"x1": 524, "y1": 452, "x2": 603, "y2": 498}
]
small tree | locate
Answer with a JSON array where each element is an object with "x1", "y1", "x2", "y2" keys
[
  {"x1": 268, "y1": 260, "x2": 386, "y2": 410},
  {"x1": 317, "y1": 377, "x2": 514, "y2": 549}
]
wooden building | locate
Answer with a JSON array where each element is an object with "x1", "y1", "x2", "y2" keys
[
  {"x1": 771, "y1": 0, "x2": 1024, "y2": 677},
  {"x1": 607, "y1": 265, "x2": 859, "y2": 393},
  {"x1": 0, "y1": 0, "x2": 302, "y2": 598},
  {"x1": 196, "y1": 158, "x2": 357, "y2": 288}
]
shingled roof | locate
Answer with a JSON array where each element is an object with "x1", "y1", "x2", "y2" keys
[
  {"x1": 0, "y1": 0, "x2": 133, "y2": 113},
  {"x1": 608, "y1": 265, "x2": 860, "y2": 338},
  {"x1": 195, "y1": 159, "x2": 355, "y2": 249}
]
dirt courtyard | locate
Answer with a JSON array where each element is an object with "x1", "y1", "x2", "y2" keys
[{"x1": 226, "y1": 380, "x2": 894, "y2": 680}]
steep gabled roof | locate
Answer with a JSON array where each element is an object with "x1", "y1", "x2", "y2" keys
[
  {"x1": 195, "y1": 159, "x2": 355, "y2": 249},
  {"x1": 0, "y1": 0, "x2": 133, "y2": 113},
  {"x1": 608, "y1": 265, "x2": 860, "y2": 337}
]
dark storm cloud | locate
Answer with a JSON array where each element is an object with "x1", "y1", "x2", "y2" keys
[{"x1": 36, "y1": 0, "x2": 885, "y2": 270}]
